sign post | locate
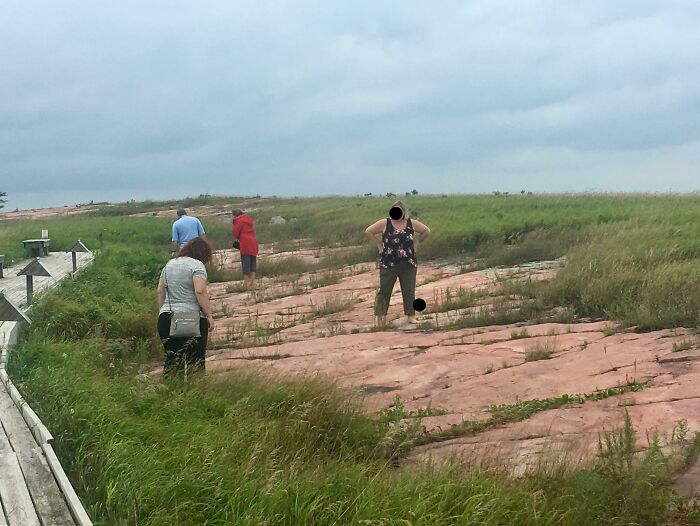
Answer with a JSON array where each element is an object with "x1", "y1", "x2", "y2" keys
[
  {"x1": 68, "y1": 240, "x2": 91, "y2": 273},
  {"x1": 17, "y1": 258, "x2": 52, "y2": 304}
]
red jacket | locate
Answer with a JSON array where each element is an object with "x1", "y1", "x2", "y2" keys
[{"x1": 232, "y1": 214, "x2": 259, "y2": 256}]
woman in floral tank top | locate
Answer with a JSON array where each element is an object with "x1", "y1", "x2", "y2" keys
[{"x1": 365, "y1": 201, "x2": 431, "y2": 327}]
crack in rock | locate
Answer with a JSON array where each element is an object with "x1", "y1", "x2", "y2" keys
[{"x1": 658, "y1": 355, "x2": 700, "y2": 364}]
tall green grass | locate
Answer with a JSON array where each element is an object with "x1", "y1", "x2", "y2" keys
[
  {"x1": 0, "y1": 215, "x2": 172, "y2": 264},
  {"x1": 10, "y1": 328, "x2": 693, "y2": 524},
  {"x1": 512, "y1": 222, "x2": 700, "y2": 330}
]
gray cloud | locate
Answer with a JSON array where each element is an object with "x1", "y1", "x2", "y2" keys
[{"x1": 2, "y1": 0, "x2": 700, "y2": 210}]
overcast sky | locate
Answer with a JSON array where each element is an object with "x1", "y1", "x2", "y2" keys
[{"x1": 2, "y1": 1, "x2": 700, "y2": 210}]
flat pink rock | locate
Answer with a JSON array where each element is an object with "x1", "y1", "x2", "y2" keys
[{"x1": 202, "y1": 253, "x2": 700, "y2": 477}]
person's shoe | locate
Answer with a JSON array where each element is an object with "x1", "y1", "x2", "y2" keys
[{"x1": 406, "y1": 315, "x2": 417, "y2": 324}]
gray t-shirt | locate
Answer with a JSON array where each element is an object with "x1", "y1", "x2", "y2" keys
[{"x1": 159, "y1": 257, "x2": 207, "y2": 315}]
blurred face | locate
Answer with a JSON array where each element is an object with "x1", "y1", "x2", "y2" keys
[{"x1": 389, "y1": 205, "x2": 405, "y2": 220}]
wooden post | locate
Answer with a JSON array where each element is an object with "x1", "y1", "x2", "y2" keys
[
  {"x1": 68, "y1": 240, "x2": 91, "y2": 274},
  {"x1": 17, "y1": 258, "x2": 52, "y2": 306},
  {"x1": 26, "y1": 275, "x2": 33, "y2": 304}
]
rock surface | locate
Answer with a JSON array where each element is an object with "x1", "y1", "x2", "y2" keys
[{"x1": 205, "y1": 246, "x2": 700, "y2": 482}]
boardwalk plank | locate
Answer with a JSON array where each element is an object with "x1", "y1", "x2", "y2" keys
[
  {"x1": 0, "y1": 322, "x2": 16, "y2": 355},
  {"x1": 0, "y1": 385, "x2": 37, "y2": 452},
  {"x1": 0, "y1": 500, "x2": 8, "y2": 525},
  {"x1": 0, "y1": 421, "x2": 11, "y2": 452},
  {"x1": 1, "y1": 253, "x2": 92, "y2": 308},
  {"x1": 0, "y1": 251, "x2": 94, "y2": 526},
  {"x1": 0, "y1": 452, "x2": 41, "y2": 526},
  {"x1": 42, "y1": 445, "x2": 92, "y2": 526},
  {"x1": 17, "y1": 449, "x2": 76, "y2": 526}
]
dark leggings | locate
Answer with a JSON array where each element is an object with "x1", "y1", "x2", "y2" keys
[
  {"x1": 374, "y1": 261, "x2": 417, "y2": 316},
  {"x1": 157, "y1": 312, "x2": 208, "y2": 377}
]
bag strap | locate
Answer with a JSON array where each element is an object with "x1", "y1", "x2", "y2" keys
[{"x1": 163, "y1": 265, "x2": 174, "y2": 313}]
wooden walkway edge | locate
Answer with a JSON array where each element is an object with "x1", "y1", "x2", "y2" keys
[{"x1": 1, "y1": 252, "x2": 94, "y2": 526}]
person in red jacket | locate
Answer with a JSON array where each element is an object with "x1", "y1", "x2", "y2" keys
[{"x1": 232, "y1": 209, "x2": 259, "y2": 288}]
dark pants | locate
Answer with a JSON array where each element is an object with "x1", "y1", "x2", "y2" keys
[
  {"x1": 157, "y1": 312, "x2": 209, "y2": 377},
  {"x1": 375, "y1": 261, "x2": 417, "y2": 316},
  {"x1": 241, "y1": 254, "x2": 257, "y2": 274}
]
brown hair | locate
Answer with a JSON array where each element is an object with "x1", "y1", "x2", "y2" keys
[{"x1": 179, "y1": 237, "x2": 213, "y2": 264}]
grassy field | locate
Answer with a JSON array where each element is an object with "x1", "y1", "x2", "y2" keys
[
  {"x1": 4, "y1": 194, "x2": 700, "y2": 330},
  {"x1": 4, "y1": 193, "x2": 700, "y2": 524}
]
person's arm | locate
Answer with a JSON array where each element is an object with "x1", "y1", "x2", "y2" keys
[
  {"x1": 232, "y1": 220, "x2": 242, "y2": 247},
  {"x1": 411, "y1": 219, "x2": 431, "y2": 249},
  {"x1": 364, "y1": 219, "x2": 386, "y2": 252},
  {"x1": 157, "y1": 275, "x2": 166, "y2": 308},
  {"x1": 411, "y1": 219, "x2": 430, "y2": 236},
  {"x1": 193, "y1": 276, "x2": 215, "y2": 330},
  {"x1": 197, "y1": 219, "x2": 207, "y2": 240}
]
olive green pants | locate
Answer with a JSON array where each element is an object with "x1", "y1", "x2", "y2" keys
[{"x1": 374, "y1": 261, "x2": 417, "y2": 316}]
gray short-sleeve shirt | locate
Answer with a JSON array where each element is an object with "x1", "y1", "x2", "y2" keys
[{"x1": 159, "y1": 257, "x2": 207, "y2": 315}]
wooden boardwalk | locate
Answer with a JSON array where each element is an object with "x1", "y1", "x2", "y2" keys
[{"x1": 0, "y1": 252, "x2": 93, "y2": 526}]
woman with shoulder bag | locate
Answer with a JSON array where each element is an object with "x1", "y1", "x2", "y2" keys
[{"x1": 157, "y1": 237, "x2": 215, "y2": 376}]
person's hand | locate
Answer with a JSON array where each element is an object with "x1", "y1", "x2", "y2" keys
[
  {"x1": 377, "y1": 244, "x2": 383, "y2": 253},
  {"x1": 207, "y1": 314, "x2": 215, "y2": 331}
]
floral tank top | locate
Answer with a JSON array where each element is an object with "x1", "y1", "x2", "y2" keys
[{"x1": 380, "y1": 218, "x2": 417, "y2": 269}]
